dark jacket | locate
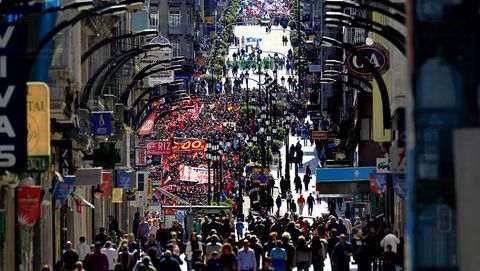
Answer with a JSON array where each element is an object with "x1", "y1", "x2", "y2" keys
[{"x1": 158, "y1": 256, "x2": 181, "y2": 271}]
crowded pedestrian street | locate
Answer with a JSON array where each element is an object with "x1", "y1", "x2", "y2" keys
[{"x1": 3, "y1": 0, "x2": 479, "y2": 271}]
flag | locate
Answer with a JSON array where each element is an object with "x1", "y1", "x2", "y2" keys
[
  {"x1": 227, "y1": 104, "x2": 234, "y2": 111},
  {"x1": 138, "y1": 107, "x2": 156, "y2": 135},
  {"x1": 234, "y1": 104, "x2": 241, "y2": 111}
]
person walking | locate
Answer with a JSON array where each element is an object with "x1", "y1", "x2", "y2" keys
[
  {"x1": 293, "y1": 236, "x2": 311, "y2": 271},
  {"x1": 275, "y1": 195, "x2": 282, "y2": 213},
  {"x1": 158, "y1": 250, "x2": 181, "y2": 271},
  {"x1": 303, "y1": 174, "x2": 310, "y2": 192},
  {"x1": 332, "y1": 234, "x2": 353, "y2": 271},
  {"x1": 236, "y1": 218, "x2": 245, "y2": 240},
  {"x1": 185, "y1": 233, "x2": 203, "y2": 271},
  {"x1": 294, "y1": 175, "x2": 302, "y2": 194},
  {"x1": 310, "y1": 236, "x2": 326, "y2": 271},
  {"x1": 100, "y1": 241, "x2": 116, "y2": 271},
  {"x1": 60, "y1": 241, "x2": 79, "y2": 271},
  {"x1": 237, "y1": 239, "x2": 257, "y2": 271},
  {"x1": 286, "y1": 190, "x2": 293, "y2": 210},
  {"x1": 76, "y1": 237, "x2": 90, "y2": 263},
  {"x1": 137, "y1": 217, "x2": 150, "y2": 249},
  {"x1": 85, "y1": 242, "x2": 109, "y2": 271},
  {"x1": 270, "y1": 240, "x2": 288, "y2": 271},
  {"x1": 307, "y1": 193, "x2": 315, "y2": 216},
  {"x1": 219, "y1": 243, "x2": 237, "y2": 271},
  {"x1": 297, "y1": 195, "x2": 306, "y2": 215}
]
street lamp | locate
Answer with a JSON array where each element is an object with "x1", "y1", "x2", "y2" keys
[{"x1": 206, "y1": 140, "x2": 212, "y2": 203}]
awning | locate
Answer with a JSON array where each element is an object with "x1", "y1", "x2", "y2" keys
[{"x1": 71, "y1": 192, "x2": 95, "y2": 209}]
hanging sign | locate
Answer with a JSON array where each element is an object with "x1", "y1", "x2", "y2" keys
[
  {"x1": 54, "y1": 175, "x2": 75, "y2": 209},
  {"x1": 0, "y1": 22, "x2": 29, "y2": 171},
  {"x1": 17, "y1": 186, "x2": 42, "y2": 225},
  {"x1": 112, "y1": 188, "x2": 123, "y2": 203},
  {"x1": 145, "y1": 140, "x2": 173, "y2": 155},
  {"x1": 91, "y1": 111, "x2": 112, "y2": 136},
  {"x1": 117, "y1": 171, "x2": 132, "y2": 191},
  {"x1": 345, "y1": 44, "x2": 389, "y2": 78}
]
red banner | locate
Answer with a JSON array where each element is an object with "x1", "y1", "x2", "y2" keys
[
  {"x1": 138, "y1": 108, "x2": 157, "y2": 135},
  {"x1": 95, "y1": 172, "x2": 112, "y2": 199},
  {"x1": 173, "y1": 139, "x2": 206, "y2": 152},
  {"x1": 146, "y1": 140, "x2": 173, "y2": 155},
  {"x1": 17, "y1": 186, "x2": 42, "y2": 225}
]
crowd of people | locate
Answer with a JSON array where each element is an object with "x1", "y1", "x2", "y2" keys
[{"x1": 53, "y1": 210, "x2": 403, "y2": 271}]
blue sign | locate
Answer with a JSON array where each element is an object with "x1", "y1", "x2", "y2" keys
[
  {"x1": 257, "y1": 49, "x2": 263, "y2": 55},
  {"x1": 92, "y1": 111, "x2": 112, "y2": 136},
  {"x1": 117, "y1": 171, "x2": 132, "y2": 191},
  {"x1": 54, "y1": 175, "x2": 75, "y2": 208},
  {"x1": 0, "y1": 22, "x2": 28, "y2": 171},
  {"x1": 215, "y1": 83, "x2": 222, "y2": 90},
  {"x1": 372, "y1": 173, "x2": 387, "y2": 192},
  {"x1": 316, "y1": 167, "x2": 376, "y2": 183}
]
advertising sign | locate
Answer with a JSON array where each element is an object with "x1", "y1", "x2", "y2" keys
[
  {"x1": 111, "y1": 188, "x2": 123, "y2": 203},
  {"x1": 138, "y1": 108, "x2": 156, "y2": 135},
  {"x1": 138, "y1": 45, "x2": 172, "y2": 70},
  {"x1": 95, "y1": 172, "x2": 111, "y2": 199},
  {"x1": 27, "y1": 82, "x2": 50, "y2": 156},
  {"x1": 52, "y1": 140, "x2": 75, "y2": 176},
  {"x1": 173, "y1": 139, "x2": 206, "y2": 152},
  {"x1": 54, "y1": 175, "x2": 75, "y2": 209},
  {"x1": 311, "y1": 131, "x2": 328, "y2": 140},
  {"x1": 17, "y1": 186, "x2": 42, "y2": 225},
  {"x1": 393, "y1": 174, "x2": 406, "y2": 200},
  {"x1": 0, "y1": 22, "x2": 28, "y2": 171},
  {"x1": 369, "y1": 173, "x2": 387, "y2": 193},
  {"x1": 205, "y1": 16, "x2": 215, "y2": 24},
  {"x1": 117, "y1": 171, "x2": 132, "y2": 191},
  {"x1": 148, "y1": 70, "x2": 175, "y2": 87},
  {"x1": 345, "y1": 44, "x2": 389, "y2": 78},
  {"x1": 145, "y1": 140, "x2": 173, "y2": 155},
  {"x1": 135, "y1": 147, "x2": 147, "y2": 166},
  {"x1": 376, "y1": 158, "x2": 391, "y2": 173},
  {"x1": 92, "y1": 111, "x2": 112, "y2": 136}
]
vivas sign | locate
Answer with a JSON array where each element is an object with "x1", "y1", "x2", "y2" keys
[
  {"x1": 345, "y1": 45, "x2": 389, "y2": 78},
  {"x1": 0, "y1": 22, "x2": 28, "y2": 171}
]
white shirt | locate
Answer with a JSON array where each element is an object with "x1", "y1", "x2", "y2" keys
[
  {"x1": 77, "y1": 242, "x2": 90, "y2": 261},
  {"x1": 101, "y1": 247, "x2": 117, "y2": 270},
  {"x1": 342, "y1": 218, "x2": 352, "y2": 234},
  {"x1": 380, "y1": 233, "x2": 401, "y2": 253}
]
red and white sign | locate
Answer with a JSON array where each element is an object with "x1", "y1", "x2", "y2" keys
[
  {"x1": 311, "y1": 131, "x2": 328, "y2": 140},
  {"x1": 138, "y1": 109, "x2": 156, "y2": 135},
  {"x1": 145, "y1": 140, "x2": 173, "y2": 155},
  {"x1": 178, "y1": 165, "x2": 209, "y2": 183},
  {"x1": 135, "y1": 147, "x2": 147, "y2": 166},
  {"x1": 17, "y1": 186, "x2": 42, "y2": 225}
]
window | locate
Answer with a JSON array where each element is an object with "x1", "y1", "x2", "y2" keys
[
  {"x1": 171, "y1": 42, "x2": 180, "y2": 57},
  {"x1": 169, "y1": 10, "x2": 181, "y2": 26},
  {"x1": 149, "y1": 13, "x2": 159, "y2": 28}
]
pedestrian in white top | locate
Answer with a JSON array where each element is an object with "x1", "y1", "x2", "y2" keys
[
  {"x1": 76, "y1": 236, "x2": 90, "y2": 262},
  {"x1": 380, "y1": 231, "x2": 401, "y2": 254},
  {"x1": 101, "y1": 241, "x2": 117, "y2": 271},
  {"x1": 340, "y1": 215, "x2": 352, "y2": 236}
]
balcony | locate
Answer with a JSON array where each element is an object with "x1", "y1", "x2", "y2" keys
[{"x1": 168, "y1": 25, "x2": 194, "y2": 36}]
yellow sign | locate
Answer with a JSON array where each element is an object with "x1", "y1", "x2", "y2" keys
[
  {"x1": 27, "y1": 82, "x2": 50, "y2": 156},
  {"x1": 309, "y1": 35, "x2": 316, "y2": 41},
  {"x1": 205, "y1": 16, "x2": 214, "y2": 24},
  {"x1": 112, "y1": 188, "x2": 123, "y2": 203}
]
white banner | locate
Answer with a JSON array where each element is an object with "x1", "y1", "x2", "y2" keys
[{"x1": 178, "y1": 165, "x2": 209, "y2": 183}]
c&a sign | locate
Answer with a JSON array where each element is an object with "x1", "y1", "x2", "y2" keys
[
  {"x1": 345, "y1": 44, "x2": 389, "y2": 79},
  {"x1": 0, "y1": 22, "x2": 28, "y2": 170}
]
